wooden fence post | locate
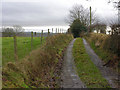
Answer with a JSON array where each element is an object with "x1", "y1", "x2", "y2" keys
[
  {"x1": 41, "y1": 30, "x2": 43, "y2": 44},
  {"x1": 56, "y1": 28, "x2": 57, "y2": 34},
  {"x1": 35, "y1": 32, "x2": 37, "y2": 37},
  {"x1": 52, "y1": 28, "x2": 53, "y2": 34},
  {"x1": 31, "y1": 31, "x2": 33, "y2": 51},
  {"x1": 13, "y1": 34, "x2": 18, "y2": 61},
  {"x1": 48, "y1": 29, "x2": 50, "y2": 36}
]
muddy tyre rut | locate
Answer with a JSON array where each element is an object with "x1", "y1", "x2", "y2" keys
[
  {"x1": 61, "y1": 39, "x2": 86, "y2": 88},
  {"x1": 60, "y1": 38, "x2": 118, "y2": 88}
]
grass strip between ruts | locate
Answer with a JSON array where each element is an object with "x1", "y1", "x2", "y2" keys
[{"x1": 73, "y1": 38, "x2": 110, "y2": 88}]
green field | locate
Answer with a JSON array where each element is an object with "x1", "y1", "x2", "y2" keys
[{"x1": 2, "y1": 37, "x2": 45, "y2": 65}]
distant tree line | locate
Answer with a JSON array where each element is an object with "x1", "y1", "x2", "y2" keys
[
  {"x1": 2, "y1": 27, "x2": 14, "y2": 37},
  {"x1": 2, "y1": 25, "x2": 24, "y2": 37}
]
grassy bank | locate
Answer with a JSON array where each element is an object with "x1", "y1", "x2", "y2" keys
[
  {"x1": 2, "y1": 34, "x2": 73, "y2": 88},
  {"x1": 85, "y1": 33, "x2": 120, "y2": 71},
  {"x1": 2, "y1": 37, "x2": 46, "y2": 65},
  {"x1": 73, "y1": 38, "x2": 110, "y2": 88}
]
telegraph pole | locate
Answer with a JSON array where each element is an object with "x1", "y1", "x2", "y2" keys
[
  {"x1": 90, "y1": 6, "x2": 92, "y2": 32},
  {"x1": 78, "y1": 10, "x2": 80, "y2": 19},
  {"x1": 118, "y1": 1, "x2": 120, "y2": 25}
]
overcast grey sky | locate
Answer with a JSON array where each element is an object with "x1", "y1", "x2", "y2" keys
[{"x1": 2, "y1": 0, "x2": 118, "y2": 26}]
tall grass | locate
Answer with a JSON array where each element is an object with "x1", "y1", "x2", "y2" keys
[
  {"x1": 86, "y1": 33, "x2": 120, "y2": 56},
  {"x1": 85, "y1": 33, "x2": 120, "y2": 71},
  {"x1": 2, "y1": 34, "x2": 73, "y2": 88}
]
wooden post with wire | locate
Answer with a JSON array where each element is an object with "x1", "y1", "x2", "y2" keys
[
  {"x1": 31, "y1": 31, "x2": 33, "y2": 51},
  {"x1": 41, "y1": 30, "x2": 43, "y2": 44},
  {"x1": 13, "y1": 34, "x2": 18, "y2": 61},
  {"x1": 52, "y1": 28, "x2": 53, "y2": 34},
  {"x1": 58, "y1": 28, "x2": 59, "y2": 33},
  {"x1": 48, "y1": 29, "x2": 50, "y2": 36},
  {"x1": 56, "y1": 28, "x2": 57, "y2": 34}
]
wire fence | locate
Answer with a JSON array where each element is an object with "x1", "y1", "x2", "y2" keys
[{"x1": 2, "y1": 28, "x2": 68, "y2": 65}]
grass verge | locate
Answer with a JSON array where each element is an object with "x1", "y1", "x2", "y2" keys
[
  {"x1": 73, "y1": 38, "x2": 110, "y2": 88},
  {"x1": 85, "y1": 33, "x2": 119, "y2": 72},
  {"x1": 88, "y1": 41, "x2": 112, "y2": 63},
  {"x1": 2, "y1": 34, "x2": 73, "y2": 88}
]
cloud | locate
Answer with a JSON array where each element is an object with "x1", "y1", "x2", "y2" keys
[
  {"x1": 2, "y1": 0, "x2": 118, "y2": 26},
  {"x1": 2, "y1": 1, "x2": 69, "y2": 26}
]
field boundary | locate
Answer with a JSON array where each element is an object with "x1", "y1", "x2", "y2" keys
[{"x1": 2, "y1": 29, "x2": 68, "y2": 65}]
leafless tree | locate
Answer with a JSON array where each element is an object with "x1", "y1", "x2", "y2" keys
[
  {"x1": 109, "y1": 19, "x2": 120, "y2": 35},
  {"x1": 108, "y1": 0, "x2": 119, "y2": 8},
  {"x1": 2, "y1": 25, "x2": 25, "y2": 37},
  {"x1": 108, "y1": 0, "x2": 120, "y2": 25},
  {"x1": 66, "y1": 4, "x2": 97, "y2": 27},
  {"x1": 12, "y1": 25, "x2": 24, "y2": 35},
  {"x1": 2, "y1": 27, "x2": 14, "y2": 37}
]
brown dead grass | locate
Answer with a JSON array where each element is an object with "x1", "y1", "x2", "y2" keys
[{"x1": 85, "y1": 33, "x2": 120, "y2": 72}]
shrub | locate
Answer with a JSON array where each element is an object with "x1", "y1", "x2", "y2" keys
[
  {"x1": 70, "y1": 19, "x2": 87, "y2": 38},
  {"x1": 87, "y1": 33, "x2": 120, "y2": 56}
]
